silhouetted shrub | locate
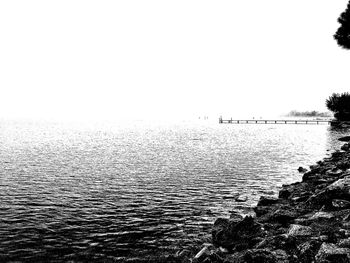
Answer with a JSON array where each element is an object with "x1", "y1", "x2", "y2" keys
[
  {"x1": 334, "y1": 1, "x2": 350, "y2": 49},
  {"x1": 326, "y1": 92, "x2": 350, "y2": 121}
]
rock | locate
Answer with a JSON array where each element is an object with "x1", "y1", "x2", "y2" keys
[
  {"x1": 328, "y1": 176, "x2": 350, "y2": 191},
  {"x1": 278, "y1": 189, "x2": 291, "y2": 199},
  {"x1": 298, "y1": 166, "x2": 308, "y2": 173},
  {"x1": 207, "y1": 251, "x2": 224, "y2": 263},
  {"x1": 294, "y1": 212, "x2": 335, "y2": 228},
  {"x1": 297, "y1": 240, "x2": 321, "y2": 263},
  {"x1": 242, "y1": 249, "x2": 280, "y2": 263},
  {"x1": 257, "y1": 196, "x2": 279, "y2": 207},
  {"x1": 315, "y1": 242, "x2": 350, "y2": 262},
  {"x1": 224, "y1": 249, "x2": 278, "y2": 263},
  {"x1": 339, "y1": 136, "x2": 350, "y2": 142},
  {"x1": 254, "y1": 206, "x2": 272, "y2": 217},
  {"x1": 223, "y1": 249, "x2": 289, "y2": 263},
  {"x1": 235, "y1": 195, "x2": 248, "y2": 202},
  {"x1": 319, "y1": 235, "x2": 330, "y2": 242},
  {"x1": 212, "y1": 216, "x2": 264, "y2": 250},
  {"x1": 219, "y1": 247, "x2": 229, "y2": 253},
  {"x1": 326, "y1": 168, "x2": 343, "y2": 176},
  {"x1": 287, "y1": 224, "x2": 313, "y2": 237},
  {"x1": 255, "y1": 234, "x2": 296, "y2": 252},
  {"x1": 223, "y1": 251, "x2": 245, "y2": 263},
  {"x1": 193, "y1": 246, "x2": 210, "y2": 261},
  {"x1": 332, "y1": 199, "x2": 350, "y2": 209},
  {"x1": 271, "y1": 208, "x2": 299, "y2": 225},
  {"x1": 338, "y1": 238, "x2": 350, "y2": 248},
  {"x1": 306, "y1": 176, "x2": 350, "y2": 209},
  {"x1": 339, "y1": 229, "x2": 350, "y2": 238},
  {"x1": 344, "y1": 213, "x2": 350, "y2": 221},
  {"x1": 302, "y1": 171, "x2": 321, "y2": 181},
  {"x1": 337, "y1": 161, "x2": 350, "y2": 171},
  {"x1": 212, "y1": 218, "x2": 231, "y2": 248},
  {"x1": 291, "y1": 195, "x2": 310, "y2": 202},
  {"x1": 176, "y1": 249, "x2": 191, "y2": 258},
  {"x1": 341, "y1": 144, "x2": 350, "y2": 151},
  {"x1": 310, "y1": 164, "x2": 321, "y2": 170},
  {"x1": 230, "y1": 212, "x2": 244, "y2": 221},
  {"x1": 310, "y1": 212, "x2": 335, "y2": 221},
  {"x1": 271, "y1": 249, "x2": 289, "y2": 263}
]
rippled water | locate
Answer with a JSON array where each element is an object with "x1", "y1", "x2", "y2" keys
[{"x1": 0, "y1": 120, "x2": 348, "y2": 261}]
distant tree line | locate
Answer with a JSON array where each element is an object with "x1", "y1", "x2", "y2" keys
[{"x1": 286, "y1": 110, "x2": 332, "y2": 118}]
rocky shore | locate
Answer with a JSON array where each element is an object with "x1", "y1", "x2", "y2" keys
[{"x1": 187, "y1": 137, "x2": 350, "y2": 263}]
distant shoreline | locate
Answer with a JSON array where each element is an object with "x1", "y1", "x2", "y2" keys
[{"x1": 284, "y1": 110, "x2": 333, "y2": 118}]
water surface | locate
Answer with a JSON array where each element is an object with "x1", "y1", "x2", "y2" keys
[{"x1": 0, "y1": 120, "x2": 348, "y2": 261}]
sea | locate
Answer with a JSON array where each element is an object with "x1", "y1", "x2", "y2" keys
[{"x1": 0, "y1": 119, "x2": 348, "y2": 261}]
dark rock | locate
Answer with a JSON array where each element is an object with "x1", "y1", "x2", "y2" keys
[
  {"x1": 223, "y1": 251, "x2": 245, "y2": 263},
  {"x1": 306, "y1": 176, "x2": 350, "y2": 210},
  {"x1": 298, "y1": 166, "x2": 308, "y2": 173},
  {"x1": 287, "y1": 224, "x2": 313, "y2": 237},
  {"x1": 310, "y1": 164, "x2": 321, "y2": 170},
  {"x1": 344, "y1": 213, "x2": 350, "y2": 221},
  {"x1": 278, "y1": 189, "x2": 291, "y2": 199},
  {"x1": 242, "y1": 249, "x2": 278, "y2": 263},
  {"x1": 302, "y1": 171, "x2": 321, "y2": 181},
  {"x1": 193, "y1": 246, "x2": 210, "y2": 262},
  {"x1": 294, "y1": 212, "x2": 335, "y2": 226},
  {"x1": 212, "y1": 218, "x2": 231, "y2": 249},
  {"x1": 224, "y1": 249, "x2": 278, "y2": 263},
  {"x1": 255, "y1": 234, "x2": 297, "y2": 252},
  {"x1": 337, "y1": 161, "x2": 350, "y2": 170},
  {"x1": 291, "y1": 195, "x2": 310, "y2": 202},
  {"x1": 306, "y1": 211, "x2": 334, "y2": 221},
  {"x1": 271, "y1": 208, "x2": 299, "y2": 225},
  {"x1": 212, "y1": 216, "x2": 264, "y2": 250},
  {"x1": 341, "y1": 144, "x2": 350, "y2": 151},
  {"x1": 332, "y1": 199, "x2": 350, "y2": 209},
  {"x1": 176, "y1": 249, "x2": 191, "y2": 258},
  {"x1": 254, "y1": 206, "x2": 272, "y2": 217},
  {"x1": 338, "y1": 136, "x2": 350, "y2": 142},
  {"x1": 326, "y1": 168, "x2": 343, "y2": 176},
  {"x1": 315, "y1": 242, "x2": 350, "y2": 262},
  {"x1": 207, "y1": 251, "x2": 224, "y2": 263},
  {"x1": 310, "y1": 211, "x2": 335, "y2": 221},
  {"x1": 271, "y1": 249, "x2": 289, "y2": 263},
  {"x1": 338, "y1": 238, "x2": 350, "y2": 248},
  {"x1": 257, "y1": 196, "x2": 279, "y2": 207},
  {"x1": 297, "y1": 240, "x2": 321, "y2": 263},
  {"x1": 230, "y1": 212, "x2": 244, "y2": 221}
]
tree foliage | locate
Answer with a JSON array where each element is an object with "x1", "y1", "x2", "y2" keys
[
  {"x1": 334, "y1": 1, "x2": 350, "y2": 49},
  {"x1": 326, "y1": 92, "x2": 350, "y2": 120}
]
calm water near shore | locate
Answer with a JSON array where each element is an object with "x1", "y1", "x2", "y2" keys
[{"x1": 0, "y1": 119, "x2": 348, "y2": 261}]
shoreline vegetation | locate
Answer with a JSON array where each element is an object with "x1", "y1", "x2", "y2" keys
[
  {"x1": 284, "y1": 110, "x2": 333, "y2": 118},
  {"x1": 129, "y1": 134, "x2": 350, "y2": 263}
]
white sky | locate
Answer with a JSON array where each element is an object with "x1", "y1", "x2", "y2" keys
[{"x1": 0, "y1": 0, "x2": 349, "y2": 121}]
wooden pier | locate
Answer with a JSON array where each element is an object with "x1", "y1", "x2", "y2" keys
[{"x1": 219, "y1": 118, "x2": 331, "y2": 125}]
